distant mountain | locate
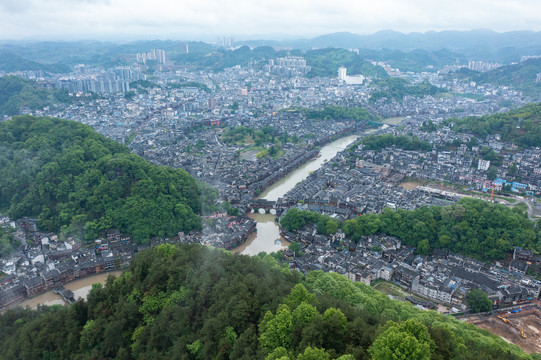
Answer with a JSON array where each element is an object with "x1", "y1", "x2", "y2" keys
[
  {"x1": 240, "y1": 30, "x2": 541, "y2": 63},
  {"x1": 0, "y1": 51, "x2": 69, "y2": 73},
  {"x1": 0, "y1": 40, "x2": 215, "y2": 68}
]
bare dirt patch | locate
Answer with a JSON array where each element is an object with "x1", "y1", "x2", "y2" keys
[
  {"x1": 399, "y1": 181, "x2": 422, "y2": 190},
  {"x1": 469, "y1": 309, "x2": 541, "y2": 354}
]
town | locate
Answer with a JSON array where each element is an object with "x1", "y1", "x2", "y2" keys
[{"x1": 1, "y1": 51, "x2": 540, "y2": 322}]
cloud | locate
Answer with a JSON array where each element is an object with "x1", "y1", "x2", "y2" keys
[
  {"x1": 0, "y1": 0, "x2": 32, "y2": 13},
  {"x1": 0, "y1": 0, "x2": 540, "y2": 40}
]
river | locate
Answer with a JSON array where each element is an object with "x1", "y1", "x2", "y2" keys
[
  {"x1": 237, "y1": 134, "x2": 361, "y2": 255},
  {"x1": 7, "y1": 134, "x2": 364, "y2": 307},
  {"x1": 3, "y1": 271, "x2": 123, "y2": 311}
]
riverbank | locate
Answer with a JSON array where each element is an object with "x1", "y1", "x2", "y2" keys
[
  {"x1": 1, "y1": 270, "x2": 123, "y2": 312},
  {"x1": 241, "y1": 134, "x2": 361, "y2": 254},
  {"x1": 257, "y1": 134, "x2": 360, "y2": 201},
  {"x1": 232, "y1": 213, "x2": 290, "y2": 255}
]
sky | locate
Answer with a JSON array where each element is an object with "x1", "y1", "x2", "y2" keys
[{"x1": 0, "y1": 0, "x2": 540, "y2": 41}]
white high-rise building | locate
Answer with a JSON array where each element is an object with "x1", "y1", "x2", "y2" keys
[
  {"x1": 156, "y1": 49, "x2": 166, "y2": 64},
  {"x1": 338, "y1": 66, "x2": 347, "y2": 81}
]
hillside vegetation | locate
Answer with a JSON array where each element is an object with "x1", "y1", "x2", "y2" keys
[
  {"x1": 304, "y1": 48, "x2": 389, "y2": 78},
  {"x1": 281, "y1": 197, "x2": 540, "y2": 261},
  {"x1": 443, "y1": 102, "x2": 541, "y2": 148},
  {"x1": 301, "y1": 106, "x2": 380, "y2": 122},
  {"x1": 0, "y1": 52, "x2": 70, "y2": 74},
  {"x1": 369, "y1": 78, "x2": 446, "y2": 103},
  {"x1": 0, "y1": 244, "x2": 536, "y2": 359},
  {"x1": 0, "y1": 76, "x2": 72, "y2": 116},
  {"x1": 450, "y1": 59, "x2": 541, "y2": 98},
  {"x1": 0, "y1": 116, "x2": 216, "y2": 243}
]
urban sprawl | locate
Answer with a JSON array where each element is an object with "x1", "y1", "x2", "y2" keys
[{"x1": 1, "y1": 51, "x2": 541, "y2": 316}]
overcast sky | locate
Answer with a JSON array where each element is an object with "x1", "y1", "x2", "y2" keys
[{"x1": 1, "y1": 0, "x2": 540, "y2": 41}]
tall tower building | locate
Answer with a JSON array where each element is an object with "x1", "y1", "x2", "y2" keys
[
  {"x1": 156, "y1": 49, "x2": 166, "y2": 64},
  {"x1": 338, "y1": 66, "x2": 347, "y2": 81}
]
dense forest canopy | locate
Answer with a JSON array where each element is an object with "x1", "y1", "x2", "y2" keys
[
  {"x1": 300, "y1": 106, "x2": 380, "y2": 122},
  {"x1": 360, "y1": 133, "x2": 433, "y2": 151},
  {"x1": 0, "y1": 244, "x2": 536, "y2": 359},
  {"x1": 0, "y1": 76, "x2": 72, "y2": 116},
  {"x1": 369, "y1": 78, "x2": 446, "y2": 103},
  {"x1": 281, "y1": 198, "x2": 540, "y2": 261},
  {"x1": 0, "y1": 116, "x2": 216, "y2": 243},
  {"x1": 443, "y1": 102, "x2": 541, "y2": 148}
]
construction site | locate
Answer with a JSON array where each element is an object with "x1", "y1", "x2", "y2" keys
[{"x1": 464, "y1": 303, "x2": 541, "y2": 354}]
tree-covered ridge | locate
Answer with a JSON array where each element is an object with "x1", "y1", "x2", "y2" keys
[
  {"x1": 303, "y1": 48, "x2": 389, "y2": 79},
  {"x1": 360, "y1": 133, "x2": 433, "y2": 151},
  {"x1": 282, "y1": 198, "x2": 539, "y2": 260},
  {"x1": 172, "y1": 46, "x2": 389, "y2": 78},
  {"x1": 172, "y1": 46, "x2": 286, "y2": 71},
  {"x1": 450, "y1": 58, "x2": 541, "y2": 97},
  {"x1": 443, "y1": 102, "x2": 541, "y2": 148},
  {"x1": 0, "y1": 51, "x2": 70, "y2": 74},
  {"x1": 0, "y1": 116, "x2": 214, "y2": 243},
  {"x1": 369, "y1": 78, "x2": 446, "y2": 103},
  {"x1": 0, "y1": 76, "x2": 73, "y2": 116},
  {"x1": 301, "y1": 105, "x2": 380, "y2": 122},
  {"x1": 0, "y1": 244, "x2": 536, "y2": 359}
]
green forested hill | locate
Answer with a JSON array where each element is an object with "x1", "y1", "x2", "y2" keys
[
  {"x1": 304, "y1": 48, "x2": 389, "y2": 79},
  {"x1": 449, "y1": 59, "x2": 541, "y2": 98},
  {"x1": 0, "y1": 116, "x2": 214, "y2": 243},
  {"x1": 281, "y1": 198, "x2": 539, "y2": 261},
  {"x1": 0, "y1": 52, "x2": 70, "y2": 74},
  {"x1": 443, "y1": 102, "x2": 541, "y2": 148},
  {"x1": 0, "y1": 244, "x2": 535, "y2": 359},
  {"x1": 0, "y1": 76, "x2": 73, "y2": 116}
]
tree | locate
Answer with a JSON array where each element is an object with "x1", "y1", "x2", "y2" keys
[
  {"x1": 369, "y1": 320, "x2": 434, "y2": 360},
  {"x1": 465, "y1": 289, "x2": 492, "y2": 313},
  {"x1": 284, "y1": 284, "x2": 318, "y2": 310},
  {"x1": 487, "y1": 166, "x2": 498, "y2": 180},
  {"x1": 288, "y1": 242, "x2": 302, "y2": 256},
  {"x1": 417, "y1": 239, "x2": 430, "y2": 255},
  {"x1": 259, "y1": 305, "x2": 293, "y2": 352},
  {"x1": 297, "y1": 347, "x2": 330, "y2": 360},
  {"x1": 266, "y1": 347, "x2": 290, "y2": 360},
  {"x1": 325, "y1": 219, "x2": 338, "y2": 235},
  {"x1": 280, "y1": 208, "x2": 306, "y2": 231}
]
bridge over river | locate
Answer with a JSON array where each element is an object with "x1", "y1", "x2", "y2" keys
[{"x1": 237, "y1": 134, "x2": 362, "y2": 255}]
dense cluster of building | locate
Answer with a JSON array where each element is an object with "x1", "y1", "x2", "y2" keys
[
  {"x1": 264, "y1": 57, "x2": 312, "y2": 77},
  {"x1": 56, "y1": 65, "x2": 147, "y2": 94},
  {"x1": 0, "y1": 211, "x2": 258, "y2": 309},
  {"x1": 1, "y1": 50, "x2": 540, "y2": 312},
  {"x1": 282, "y1": 224, "x2": 541, "y2": 312}
]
